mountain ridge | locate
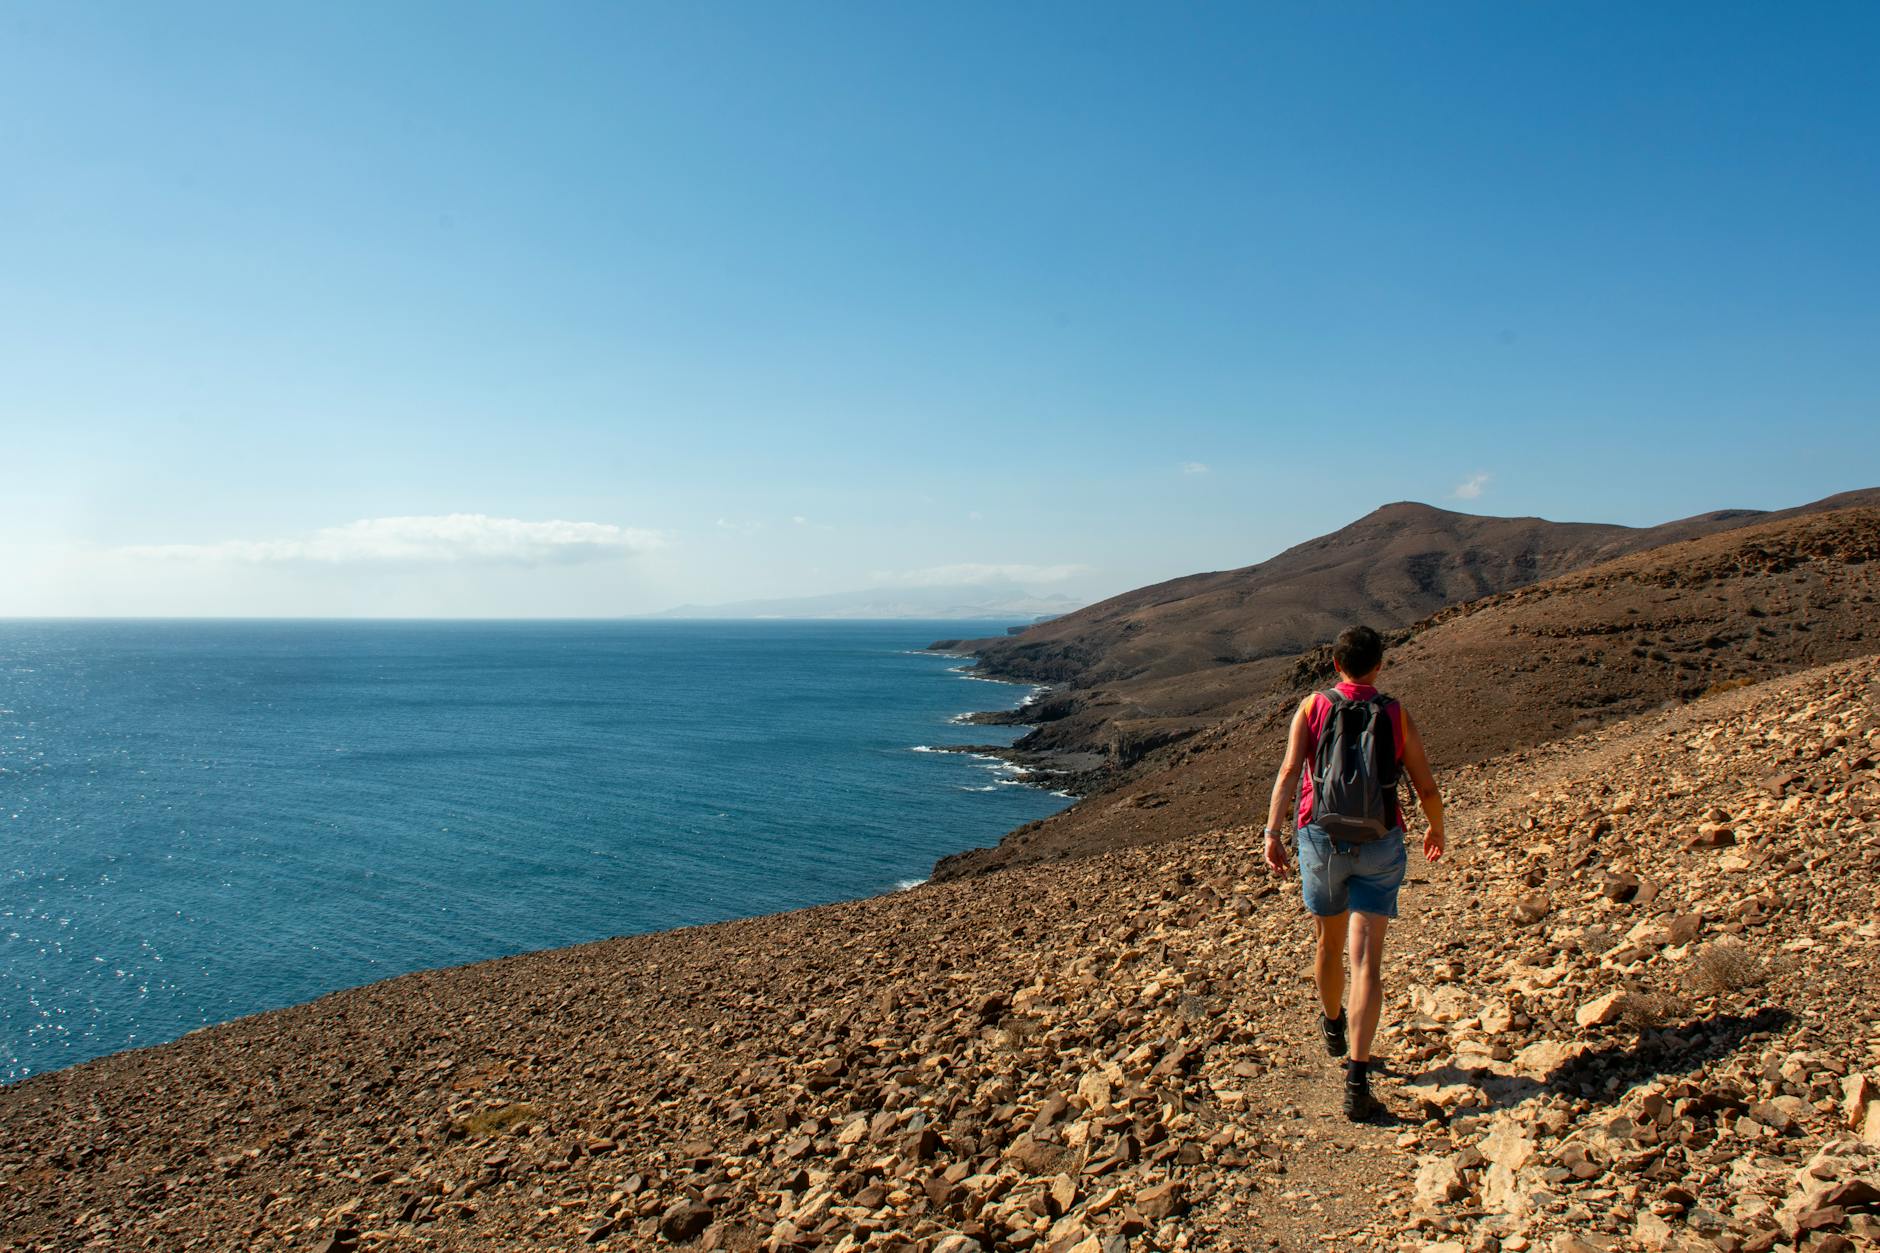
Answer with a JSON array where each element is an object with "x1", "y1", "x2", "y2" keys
[
  {"x1": 934, "y1": 488, "x2": 1880, "y2": 690},
  {"x1": 929, "y1": 493, "x2": 1880, "y2": 880}
]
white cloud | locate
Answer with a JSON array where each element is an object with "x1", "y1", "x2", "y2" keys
[
  {"x1": 1450, "y1": 472, "x2": 1491, "y2": 500},
  {"x1": 791, "y1": 515, "x2": 808, "y2": 525},
  {"x1": 868, "y1": 562, "x2": 1092, "y2": 587},
  {"x1": 119, "y1": 514, "x2": 667, "y2": 566},
  {"x1": 715, "y1": 517, "x2": 763, "y2": 535},
  {"x1": 1180, "y1": 461, "x2": 1211, "y2": 475}
]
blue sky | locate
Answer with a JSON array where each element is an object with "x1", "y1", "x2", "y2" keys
[{"x1": 3, "y1": 2, "x2": 1875, "y2": 616}]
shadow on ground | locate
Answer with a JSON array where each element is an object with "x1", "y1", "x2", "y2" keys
[{"x1": 1398, "y1": 1006, "x2": 1791, "y2": 1117}]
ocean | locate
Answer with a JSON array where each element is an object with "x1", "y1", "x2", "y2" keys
[{"x1": 0, "y1": 619, "x2": 1070, "y2": 1083}]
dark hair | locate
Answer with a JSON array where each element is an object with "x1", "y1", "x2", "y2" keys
[{"x1": 1332, "y1": 625, "x2": 1384, "y2": 678}]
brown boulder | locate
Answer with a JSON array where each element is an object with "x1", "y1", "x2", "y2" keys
[
  {"x1": 1135, "y1": 1180, "x2": 1185, "y2": 1221},
  {"x1": 660, "y1": 1200, "x2": 713, "y2": 1242}
]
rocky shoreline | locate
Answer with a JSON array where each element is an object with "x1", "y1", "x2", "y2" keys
[
  {"x1": 916, "y1": 653, "x2": 1165, "y2": 812},
  {"x1": 912, "y1": 652, "x2": 1109, "y2": 812}
]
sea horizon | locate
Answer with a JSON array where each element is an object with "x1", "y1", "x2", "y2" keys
[{"x1": 0, "y1": 618, "x2": 1067, "y2": 1083}]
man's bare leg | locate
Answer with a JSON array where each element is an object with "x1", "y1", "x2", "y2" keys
[
  {"x1": 1313, "y1": 911, "x2": 1349, "y2": 1019},
  {"x1": 1346, "y1": 910, "x2": 1390, "y2": 1060}
]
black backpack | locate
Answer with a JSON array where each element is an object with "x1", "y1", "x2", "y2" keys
[{"x1": 1306, "y1": 690, "x2": 1399, "y2": 842}]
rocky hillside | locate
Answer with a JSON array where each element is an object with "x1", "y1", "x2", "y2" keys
[
  {"x1": 926, "y1": 490, "x2": 1879, "y2": 818},
  {"x1": 1390, "y1": 650, "x2": 1880, "y2": 1253},
  {"x1": 3, "y1": 653, "x2": 1876, "y2": 1253},
  {"x1": 933, "y1": 506, "x2": 1880, "y2": 880}
]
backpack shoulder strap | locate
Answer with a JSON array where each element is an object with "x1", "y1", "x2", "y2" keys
[
  {"x1": 1310, "y1": 690, "x2": 1342, "y2": 773},
  {"x1": 1368, "y1": 694, "x2": 1401, "y2": 782}
]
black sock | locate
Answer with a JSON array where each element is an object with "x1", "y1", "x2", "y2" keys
[{"x1": 1346, "y1": 1058, "x2": 1369, "y2": 1083}]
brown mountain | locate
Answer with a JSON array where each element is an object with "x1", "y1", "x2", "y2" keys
[
  {"x1": 933, "y1": 504, "x2": 1880, "y2": 879},
  {"x1": 931, "y1": 491, "x2": 1880, "y2": 777},
  {"x1": 937, "y1": 490, "x2": 1875, "y2": 686}
]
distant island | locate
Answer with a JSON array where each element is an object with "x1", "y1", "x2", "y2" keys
[{"x1": 644, "y1": 582, "x2": 1086, "y2": 620}]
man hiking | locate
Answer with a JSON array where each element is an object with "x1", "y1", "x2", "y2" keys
[{"x1": 1262, "y1": 625, "x2": 1445, "y2": 1120}]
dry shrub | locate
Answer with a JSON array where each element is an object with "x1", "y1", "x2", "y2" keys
[
  {"x1": 1684, "y1": 940, "x2": 1789, "y2": 996},
  {"x1": 456, "y1": 1101, "x2": 540, "y2": 1138},
  {"x1": 1622, "y1": 988, "x2": 1690, "y2": 1028},
  {"x1": 1701, "y1": 677, "x2": 1756, "y2": 699},
  {"x1": 1578, "y1": 925, "x2": 1618, "y2": 957}
]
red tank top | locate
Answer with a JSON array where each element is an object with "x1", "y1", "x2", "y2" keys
[{"x1": 1297, "y1": 682, "x2": 1406, "y2": 829}]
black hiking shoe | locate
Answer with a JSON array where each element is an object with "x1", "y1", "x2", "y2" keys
[
  {"x1": 1320, "y1": 1010, "x2": 1348, "y2": 1058},
  {"x1": 1343, "y1": 1060, "x2": 1374, "y2": 1122}
]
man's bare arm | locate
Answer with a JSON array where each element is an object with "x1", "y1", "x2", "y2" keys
[
  {"x1": 1263, "y1": 698, "x2": 1314, "y2": 875},
  {"x1": 1399, "y1": 709, "x2": 1445, "y2": 860}
]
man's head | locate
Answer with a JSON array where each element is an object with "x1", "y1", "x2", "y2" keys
[{"x1": 1332, "y1": 625, "x2": 1385, "y2": 683}]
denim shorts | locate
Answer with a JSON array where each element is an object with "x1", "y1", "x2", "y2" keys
[{"x1": 1297, "y1": 824, "x2": 1408, "y2": 918}]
